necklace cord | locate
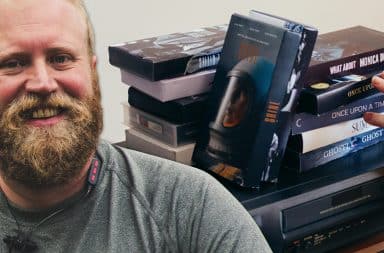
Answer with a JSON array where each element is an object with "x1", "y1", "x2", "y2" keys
[{"x1": 2, "y1": 156, "x2": 100, "y2": 252}]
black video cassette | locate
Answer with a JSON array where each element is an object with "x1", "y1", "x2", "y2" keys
[
  {"x1": 127, "y1": 105, "x2": 200, "y2": 147},
  {"x1": 109, "y1": 25, "x2": 227, "y2": 81},
  {"x1": 128, "y1": 87, "x2": 208, "y2": 124}
]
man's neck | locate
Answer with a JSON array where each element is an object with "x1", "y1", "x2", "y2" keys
[{"x1": 0, "y1": 155, "x2": 94, "y2": 210}]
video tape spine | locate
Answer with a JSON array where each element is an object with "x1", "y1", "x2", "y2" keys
[
  {"x1": 109, "y1": 25, "x2": 227, "y2": 81},
  {"x1": 284, "y1": 128, "x2": 384, "y2": 172},
  {"x1": 302, "y1": 26, "x2": 384, "y2": 86},
  {"x1": 128, "y1": 87, "x2": 208, "y2": 124},
  {"x1": 124, "y1": 128, "x2": 195, "y2": 165},
  {"x1": 288, "y1": 116, "x2": 380, "y2": 153},
  {"x1": 127, "y1": 105, "x2": 199, "y2": 147},
  {"x1": 292, "y1": 93, "x2": 384, "y2": 134},
  {"x1": 249, "y1": 9, "x2": 318, "y2": 183},
  {"x1": 298, "y1": 71, "x2": 380, "y2": 114},
  {"x1": 121, "y1": 68, "x2": 214, "y2": 102}
]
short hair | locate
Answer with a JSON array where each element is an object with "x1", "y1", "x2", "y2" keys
[{"x1": 65, "y1": 0, "x2": 96, "y2": 58}]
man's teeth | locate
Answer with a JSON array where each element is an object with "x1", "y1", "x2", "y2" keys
[{"x1": 32, "y1": 108, "x2": 59, "y2": 119}]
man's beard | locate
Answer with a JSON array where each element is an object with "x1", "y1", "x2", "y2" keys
[{"x1": 0, "y1": 82, "x2": 103, "y2": 188}]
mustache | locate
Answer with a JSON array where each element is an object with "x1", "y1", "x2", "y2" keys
[{"x1": 1, "y1": 93, "x2": 92, "y2": 130}]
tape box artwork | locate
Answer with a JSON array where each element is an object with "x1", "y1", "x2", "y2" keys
[{"x1": 192, "y1": 11, "x2": 317, "y2": 189}]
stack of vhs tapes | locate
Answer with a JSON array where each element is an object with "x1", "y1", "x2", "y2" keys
[
  {"x1": 108, "y1": 25, "x2": 227, "y2": 165},
  {"x1": 284, "y1": 26, "x2": 384, "y2": 172}
]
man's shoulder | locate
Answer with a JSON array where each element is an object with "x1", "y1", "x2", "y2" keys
[
  {"x1": 97, "y1": 139, "x2": 215, "y2": 195},
  {"x1": 96, "y1": 140, "x2": 272, "y2": 252}
]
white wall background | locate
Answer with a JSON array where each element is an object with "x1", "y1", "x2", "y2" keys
[{"x1": 83, "y1": 0, "x2": 384, "y2": 143}]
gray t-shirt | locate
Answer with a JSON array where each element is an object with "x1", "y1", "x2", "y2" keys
[{"x1": 0, "y1": 140, "x2": 272, "y2": 252}]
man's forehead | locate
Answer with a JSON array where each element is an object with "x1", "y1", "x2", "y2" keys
[
  {"x1": 0, "y1": 0, "x2": 89, "y2": 61},
  {"x1": 0, "y1": 0, "x2": 76, "y2": 7},
  {"x1": 0, "y1": 0, "x2": 87, "y2": 40},
  {"x1": 0, "y1": 0, "x2": 85, "y2": 27}
]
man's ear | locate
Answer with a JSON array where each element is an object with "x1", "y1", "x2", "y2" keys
[{"x1": 92, "y1": 55, "x2": 97, "y2": 70}]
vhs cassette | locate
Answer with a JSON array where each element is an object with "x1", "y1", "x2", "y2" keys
[
  {"x1": 124, "y1": 128, "x2": 195, "y2": 165},
  {"x1": 128, "y1": 87, "x2": 208, "y2": 124},
  {"x1": 109, "y1": 24, "x2": 226, "y2": 81},
  {"x1": 126, "y1": 105, "x2": 200, "y2": 147},
  {"x1": 121, "y1": 68, "x2": 214, "y2": 102}
]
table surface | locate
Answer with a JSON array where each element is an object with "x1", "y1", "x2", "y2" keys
[{"x1": 336, "y1": 232, "x2": 384, "y2": 253}]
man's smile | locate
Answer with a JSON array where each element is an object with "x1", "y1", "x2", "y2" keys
[
  {"x1": 22, "y1": 106, "x2": 66, "y2": 126},
  {"x1": 31, "y1": 107, "x2": 61, "y2": 119}
]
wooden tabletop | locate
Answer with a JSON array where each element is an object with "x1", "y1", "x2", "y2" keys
[{"x1": 336, "y1": 232, "x2": 384, "y2": 253}]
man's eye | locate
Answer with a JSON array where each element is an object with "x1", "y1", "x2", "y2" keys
[
  {"x1": 49, "y1": 54, "x2": 72, "y2": 65},
  {"x1": 0, "y1": 59, "x2": 26, "y2": 69}
]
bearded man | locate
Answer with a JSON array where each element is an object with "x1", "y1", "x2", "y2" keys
[{"x1": 0, "y1": 0, "x2": 273, "y2": 252}]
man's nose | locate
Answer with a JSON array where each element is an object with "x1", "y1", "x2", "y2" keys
[{"x1": 25, "y1": 60, "x2": 58, "y2": 94}]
